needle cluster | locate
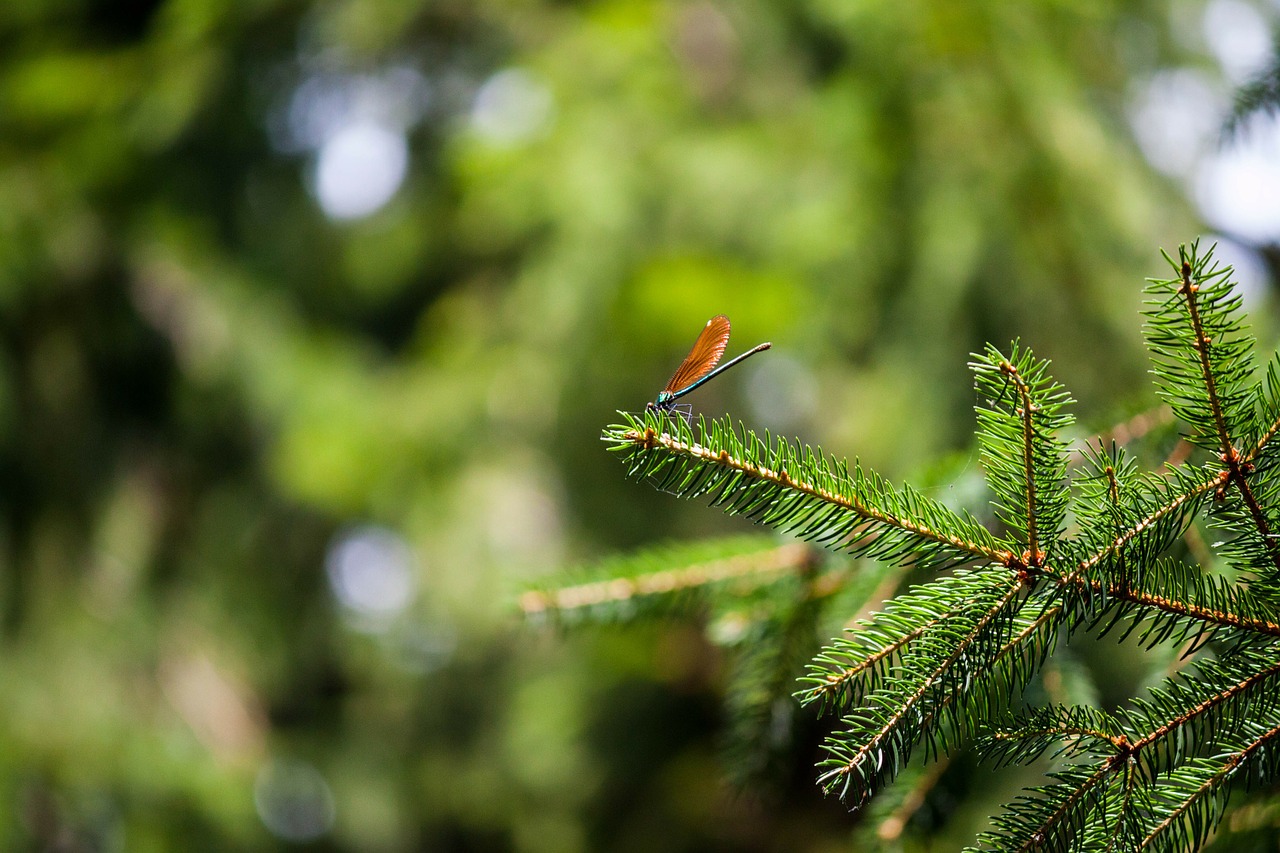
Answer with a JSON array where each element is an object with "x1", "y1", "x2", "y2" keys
[{"x1": 530, "y1": 241, "x2": 1280, "y2": 850}]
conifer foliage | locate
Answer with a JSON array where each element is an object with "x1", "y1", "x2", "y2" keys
[{"x1": 530, "y1": 242, "x2": 1280, "y2": 850}]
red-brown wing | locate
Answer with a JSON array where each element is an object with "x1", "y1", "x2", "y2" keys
[{"x1": 663, "y1": 315, "x2": 731, "y2": 394}]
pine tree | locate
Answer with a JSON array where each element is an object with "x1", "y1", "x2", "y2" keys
[{"x1": 525, "y1": 242, "x2": 1280, "y2": 851}]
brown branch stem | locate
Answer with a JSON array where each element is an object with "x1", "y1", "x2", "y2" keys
[
  {"x1": 519, "y1": 542, "x2": 810, "y2": 615},
  {"x1": 1177, "y1": 260, "x2": 1280, "y2": 574},
  {"x1": 1001, "y1": 360, "x2": 1042, "y2": 565},
  {"x1": 819, "y1": 579, "x2": 1026, "y2": 798},
  {"x1": 625, "y1": 428, "x2": 1011, "y2": 565}
]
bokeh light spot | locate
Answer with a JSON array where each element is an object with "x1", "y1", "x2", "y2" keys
[
  {"x1": 1196, "y1": 113, "x2": 1280, "y2": 245},
  {"x1": 254, "y1": 758, "x2": 336, "y2": 843},
  {"x1": 747, "y1": 352, "x2": 818, "y2": 431},
  {"x1": 1203, "y1": 235, "x2": 1269, "y2": 309},
  {"x1": 470, "y1": 69, "x2": 553, "y2": 145},
  {"x1": 1128, "y1": 70, "x2": 1224, "y2": 177},
  {"x1": 1203, "y1": 0, "x2": 1273, "y2": 85},
  {"x1": 326, "y1": 525, "x2": 416, "y2": 629},
  {"x1": 313, "y1": 122, "x2": 408, "y2": 221}
]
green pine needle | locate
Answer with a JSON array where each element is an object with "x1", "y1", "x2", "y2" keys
[{"x1": 539, "y1": 240, "x2": 1280, "y2": 848}]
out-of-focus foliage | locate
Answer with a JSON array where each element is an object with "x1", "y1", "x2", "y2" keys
[{"x1": 0, "y1": 0, "x2": 1253, "y2": 848}]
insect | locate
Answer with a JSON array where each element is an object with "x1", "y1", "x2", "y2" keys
[{"x1": 647, "y1": 315, "x2": 771, "y2": 417}]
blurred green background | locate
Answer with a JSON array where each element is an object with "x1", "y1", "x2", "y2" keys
[{"x1": 2, "y1": 0, "x2": 1278, "y2": 849}]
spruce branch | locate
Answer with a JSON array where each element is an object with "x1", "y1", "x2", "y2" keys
[
  {"x1": 849, "y1": 599, "x2": 1070, "y2": 792},
  {"x1": 1119, "y1": 648, "x2": 1280, "y2": 776},
  {"x1": 814, "y1": 571, "x2": 1028, "y2": 807},
  {"x1": 972, "y1": 343, "x2": 1074, "y2": 568},
  {"x1": 973, "y1": 759, "x2": 1129, "y2": 853},
  {"x1": 799, "y1": 573, "x2": 1052, "y2": 722},
  {"x1": 1249, "y1": 354, "x2": 1280, "y2": 456},
  {"x1": 577, "y1": 240, "x2": 1280, "y2": 847},
  {"x1": 1145, "y1": 241, "x2": 1255, "y2": 454},
  {"x1": 604, "y1": 410, "x2": 1010, "y2": 570},
  {"x1": 519, "y1": 539, "x2": 815, "y2": 621},
  {"x1": 1143, "y1": 242, "x2": 1280, "y2": 578},
  {"x1": 1173, "y1": 252, "x2": 1238, "y2": 455},
  {"x1": 1048, "y1": 451, "x2": 1280, "y2": 643},
  {"x1": 978, "y1": 706, "x2": 1129, "y2": 768},
  {"x1": 1084, "y1": 558, "x2": 1280, "y2": 645},
  {"x1": 1137, "y1": 718, "x2": 1280, "y2": 851},
  {"x1": 975, "y1": 648, "x2": 1280, "y2": 850},
  {"x1": 1066, "y1": 459, "x2": 1215, "y2": 585},
  {"x1": 721, "y1": 575, "x2": 825, "y2": 786},
  {"x1": 798, "y1": 619, "x2": 933, "y2": 713}
]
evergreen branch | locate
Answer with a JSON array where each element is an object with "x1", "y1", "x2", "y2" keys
[
  {"x1": 519, "y1": 540, "x2": 812, "y2": 619},
  {"x1": 1042, "y1": 460, "x2": 1280, "y2": 641},
  {"x1": 1207, "y1": 418, "x2": 1280, "y2": 587},
  {"x1": 801, "y1": 571, "x2": 1063, "y2": 718},
  {"x1": 1086, "y1": 561, "x2": 1280, "y2": 644},
  {"x1": 604, "y1": 411, "x2": 1010, "y2": 569},
  {"x1": 975, "y1": 760, "x2": 1122, "y2": 853},
  {"x1": 1144, "y1": 241, "x2": 1255, "y2": 453},
  {"x1": 1211, "y1": 356, "x2": 1280, "y2": 578},
  {"x1": 929, "y1": 602, "x2": 1067, "y2": 748},
  {"x1": 1249, "y1": 354, "x2": 1280, "y2": 457},
  {"x1": 816, "y1": 586, "x2": 1068, "y2": 815},
  {"x1": 972, "y1": 343, "x2": 1074, "y2": 565},
  {"x1": 894, "y1": 601, "x2": 1071, "y2": 780},
  {"x1": 983, "y1": 650, "x2": 1280, "y2": 850},
  {"x1": 978, "y1": 705, "x2": 1128, "y2": 768},
  {"x1": 975, "y1": 738, "x2": 1155, "y2": 853},
  {"x1": 1228, "y1": 471, "x2": 1275, "y2": 544},
  {"x1": 799, "y1": 621, "x2": 934, "y2": 713},
  {"x1": 1105, "y1": 765, "x2": 1153, "y2": 853},
  {"x1": 995, "y1": 603, "x2": 1064, "y2": 677},
  {"x1": 1008, "y1": 360, "x2": 1041, "y2": 561},
  {"x1": 800, "y1": 572, "x2": 1017, "y2": 714},
  {"x1": 593, "y1": 239, "x2": 1280, "y2": 844},
  {"x1": 1175, "y1": 254, "x2": 1235, "y2": 455},
  {"x1": 1039, "y1": 458, "x2": 1280, "y2": 640},
  {"x1": 1068, "y1": 441, "x2": 1138, "y2": 569},
  {"x1": 1137, "y1": 758, "x2": 1239, "y2": 852},
  {"x1": 807, "y1": 588, "x2": 1069, "y2": 747},
  {"x1": 816, "y1": 573, "x2": 1027, "y2": 808},
  {"x1": 1111, "y1": 588, "x2": 1280, "y2": 641},
  {"x1": 1203, "y1": 481, "x2": 1280, "y2": 589},
  {"x1": 721, "y1": 580, "x2": 823, "y2": 786},
  {"x1": 1068, "y1": 467, "x2": 1217, "y2": 582},
  {"x1": 1138, "y1": 718, "x2": 1280, "y2": 851},
  {"x1": 1208, "y1": 473, "x2": 1280, "y2": 581},
  {"x1": 1121, "y1": 648, "x2": 1280, "y2": 775},
  {"x1": 1061, "y1": 447, "x2": 1280, "y2": 640}
]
